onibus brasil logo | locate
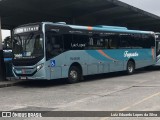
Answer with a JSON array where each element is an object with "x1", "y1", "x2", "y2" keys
[{"x1": 124, "y1": 51, "x2": 139, "y2": 58}]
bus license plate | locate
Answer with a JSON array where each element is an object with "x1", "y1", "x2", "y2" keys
[{"x1": 20, "y1": 77, "x2": 27, "y2": 80}]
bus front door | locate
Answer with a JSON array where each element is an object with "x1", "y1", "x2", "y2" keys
[{"x1": 156, "y1": 41, "x2": 160, "y2": 63}]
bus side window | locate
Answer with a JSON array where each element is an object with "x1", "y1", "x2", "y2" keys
[
  {"x1": 104, "y1": 38, "x2": 109, "y2": 49},
  {"x1": 63, "y1": 34, "x2": 73, "y2": 51},
  {"x1": 45, "y1": 31, "x2": 63, "y2": 60},
  {"x1": 120, "y1": 35, "x2": 135, "y2": 49},
  {"x1": 120, "y1": 36, "x2": 130, "y2": 48},
  {"x1": 46, "y1": 32, "x2": 53, "y2": 60},
  {"x1": 88, "y1": 37, "x2": 94, "y2": 46},
  {"x1": 72, "y1": 35, "x2": 88, "y2": 50},
  {"x1": 141, "y1": 34, "x2": 155, "y2": 48},
  {"x1": 108, "y1": 36, "x2": 120, "y2": 49},
  {"x1": 88, "y1": 35, "x2": 105, "y2": 49}
]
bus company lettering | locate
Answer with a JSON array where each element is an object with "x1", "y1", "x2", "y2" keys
[
  {"x1": 71, "y1": 43, "x2": 86, "y2": 48},
  {"x1": 124, "y1": 51, "x2": 139, "y2": 58}
]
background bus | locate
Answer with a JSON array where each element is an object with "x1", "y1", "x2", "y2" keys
[
  {"x1": 12, "y1": 22, "x2": 155, "y2": 83},
  {"x1": 3, "y1": 36, "x2": 12, "y2": 62},
  {"x1": 155, "y1": 33, "x2": 160, "y2": 66}
]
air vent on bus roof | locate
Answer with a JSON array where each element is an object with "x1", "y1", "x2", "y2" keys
[
  {"x1": 95, "y1": 25, "x2": 128, "y2": 30},
  {"x1": 56, "y1": 22, "x2": 66, "y2": 24}
]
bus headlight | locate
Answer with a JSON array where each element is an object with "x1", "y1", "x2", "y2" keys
[{"x1": 37, "y1": 64, "x2": 44, "y2": 71}]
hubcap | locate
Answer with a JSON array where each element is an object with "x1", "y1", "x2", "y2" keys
[
  {"x1": 70, "y1": 70, "x2": 77, "y2": 79},
  {"x1": 128, "y1": 64, "x2": 133, "y2": 73}
]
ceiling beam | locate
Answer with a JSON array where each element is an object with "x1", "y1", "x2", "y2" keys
[
  {"x1": 128, "y1": 19, "x2": 160, "y2": 27},
  {"x1": 76, "y1": 5, "x2": 118, "y2": 18}
]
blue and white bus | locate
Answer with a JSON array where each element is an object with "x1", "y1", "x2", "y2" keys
[{"x1": 12, "y1": 22, "x2": 156, "y2": 83}]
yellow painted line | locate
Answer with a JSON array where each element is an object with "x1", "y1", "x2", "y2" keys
[
  {"x1": 100, "y1": 92, "x2": 160, "y2": 120},
  {"x1": 120, "y1": 92, "x2": 160, "y2": 111}
]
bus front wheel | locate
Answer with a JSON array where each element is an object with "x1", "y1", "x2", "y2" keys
[
  {"x1": 67, "y1": 66, "x2": 81, "y2": 84},
  {"x1": 127, "y1": 61, "x2": 135, "y2": 74}
]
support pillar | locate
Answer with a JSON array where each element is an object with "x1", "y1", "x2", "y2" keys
[
  {"x1": 72, "y1": 17, "x2": 76, "y2": 24},
  {"x1": 0, "y1": 17, "x2": 6, "y2": 81}
]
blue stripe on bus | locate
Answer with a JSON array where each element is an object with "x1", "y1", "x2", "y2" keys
[
  {"x1": 85, "y1": 49, "x2": 153, "y2": 61},
  {"x1": 85, "y1": 50, "x2": 115, "y2": 61}
]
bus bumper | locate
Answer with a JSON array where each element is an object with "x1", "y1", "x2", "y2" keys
[{"x1": 12, "y1": 65, "x2": 47, "y2": 80}]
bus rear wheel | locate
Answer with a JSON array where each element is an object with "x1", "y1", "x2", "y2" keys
[
  {"x1": 67, "y1": 66, "x2": 81, "y2": 84},
  {"x1": 127, "y1": 61, "x2": 135, "y2": 74}
]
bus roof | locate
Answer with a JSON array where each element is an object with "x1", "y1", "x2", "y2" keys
[
  {"x1": 68, "y1": 25, "x2": 154, "y2": 34},
  {"x1": 20, "y1": 22, "x2": 154, "y2": 35}
]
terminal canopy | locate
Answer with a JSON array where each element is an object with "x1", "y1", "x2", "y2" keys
[{"x1": 0, "y1": 0, "x2": 160, "y2": 31}]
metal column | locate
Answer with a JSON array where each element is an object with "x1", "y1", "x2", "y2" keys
[{"x1": 0, "y1": 17, "x2": 6, "y2": 80}]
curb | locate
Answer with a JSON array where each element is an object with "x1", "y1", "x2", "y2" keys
[{"x1": 0, "y1": 81, "x2": 21, "y2": 88}]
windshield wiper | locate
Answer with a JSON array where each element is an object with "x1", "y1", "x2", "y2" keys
[
  {"x1": 14, "y1": 34, "x2": 22, "y2": 43},
  {"x1": 14, "y1": 34, "x2": 23, "y2": 50}
]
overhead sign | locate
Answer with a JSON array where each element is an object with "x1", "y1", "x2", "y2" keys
[{"x1": 14, "y1": 25, "x2": 39, "y2": 34}]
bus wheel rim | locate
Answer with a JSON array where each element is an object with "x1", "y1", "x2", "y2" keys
[
  {"x1": 128, "y1": 65, "x2": 133, "y2": 73},
  {"x1": 70, "y1": 70, "x2": 78, "y2": 79}
]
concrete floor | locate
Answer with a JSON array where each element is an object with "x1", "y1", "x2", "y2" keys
[{"x1": 0, "y1": 67, "x2": 160, "y2": 120}]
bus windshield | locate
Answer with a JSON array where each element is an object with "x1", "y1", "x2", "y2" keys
[{"x1": 13, "y1": 32, "x2": 44, "y2": 59}]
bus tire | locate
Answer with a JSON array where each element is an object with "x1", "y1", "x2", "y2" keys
[
  {"x1": 127, "y1": 61, "x2": 135, "y2": 74},
  {"x1": 67, "y1": 66, "x2": 81, "y2": 84}
]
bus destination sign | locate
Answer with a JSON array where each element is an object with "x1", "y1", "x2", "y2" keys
[{"x1": 14, "y1": 25, "x2": 39, "y2": 34}]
